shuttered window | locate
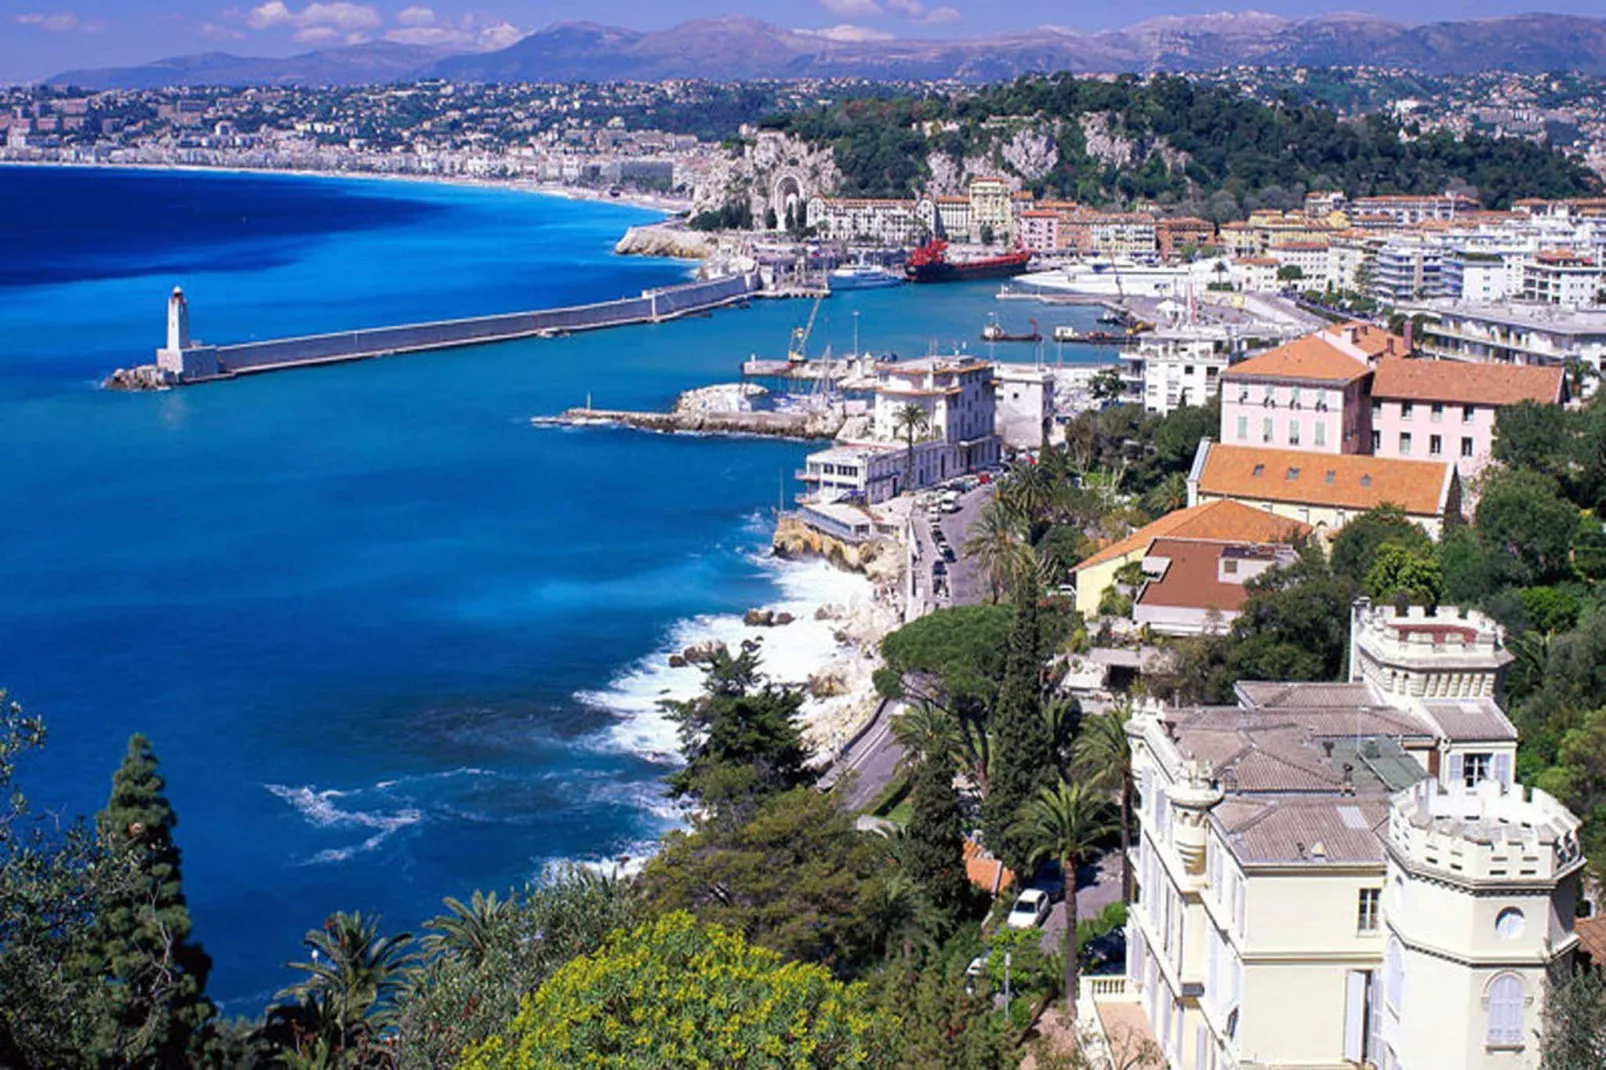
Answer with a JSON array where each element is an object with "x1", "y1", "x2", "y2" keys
[{"x1": 1487, "y1": 973, "x2": 1524, "y2": 1046}]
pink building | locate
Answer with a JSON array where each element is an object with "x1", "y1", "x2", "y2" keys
[
  {"x1": 1017, "y1": 209, "x2": 1061, "y2": 252},
  {"x1": 1369, "y1": 358, "x2": 1567, "y2": 485},
  {"x1": 1218, "y1": 332, "x2": 1377, "y2": 455}
]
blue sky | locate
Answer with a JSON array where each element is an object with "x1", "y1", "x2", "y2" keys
[{"x1": 3, "y1": 1, "x2": 1604, "y2": 83}]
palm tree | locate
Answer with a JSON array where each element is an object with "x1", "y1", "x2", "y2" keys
[
  {"x1": 861, "y1": 868, "x2": 941, "y2": 968},
  {"x1": 1072, "y1": 703, "x2": 1135, "y2": 904},
  {"x1": 895, "y1": 699, "x2": 988, "y2": 796},
  {"x1": 1015, "y1": 782, "x2": 1115, "y2": 1016},
  {"x1": 890, "y1": 403, "x2": 930, "y2": 494},
  {"x1": 963, "y1": 498, "x2": 1028, "y2": 603},
  {"x1": 422, "y1": 889, "x2": 509, "y2": 967},
  {"x1": 276, "y1": 911, "x2": 421, "y2": 1057}
]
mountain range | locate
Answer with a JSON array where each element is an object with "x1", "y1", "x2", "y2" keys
[{"x1": 45, "y1": 11, "x2": 1606, "y2": 89}]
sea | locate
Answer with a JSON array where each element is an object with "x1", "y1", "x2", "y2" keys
[{"x1": 0, "y1": 164, "x2": 1114, "y2": 1008}]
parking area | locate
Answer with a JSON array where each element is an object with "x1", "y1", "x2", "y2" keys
[{"x1": 911, "y1": 474, "x2": 997, "y2": 610}]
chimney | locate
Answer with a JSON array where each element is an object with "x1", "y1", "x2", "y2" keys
[
  {"x1": 1322, "y1": 740, "x2": 1335, "y2": 760},
  {"x1": 1404, "y1": 318, "x2": 1415, "y2": 354},
  {"x1": 1342, "y1": 763, "x2": 1356, "y2": 796}
]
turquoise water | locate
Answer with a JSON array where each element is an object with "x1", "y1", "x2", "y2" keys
[{"x1": 0, "y1": 166, "x2": 1113, "y2": 1008}]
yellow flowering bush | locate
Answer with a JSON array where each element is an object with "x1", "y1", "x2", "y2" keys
[{"x1": 457, "y1": 912, "x2": 898, "y2": 1069}]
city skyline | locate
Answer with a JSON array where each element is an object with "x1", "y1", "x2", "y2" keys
[{"x1": 8, "y1": 1, "x2": 1606, "y2": 85}]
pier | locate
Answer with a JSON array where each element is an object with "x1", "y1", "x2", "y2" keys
[
  {"x1": 533, "y1": 404, "x2": 846, "y2": 440},
  {"x1": 108, "y1": 273, "x2": 763, "y2": 389}
]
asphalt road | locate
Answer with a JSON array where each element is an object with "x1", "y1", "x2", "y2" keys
[
  {"x1": 819, "y1": 698, "x2": 906, "y2": 813},
  {"x1": 1039, "y1": 851, "x2": 1127, "y2": 956}
]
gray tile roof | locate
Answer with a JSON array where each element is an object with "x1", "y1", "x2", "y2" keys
[{"x1": 1419, "y1": 699, "x2": 1519, "y2": 742}]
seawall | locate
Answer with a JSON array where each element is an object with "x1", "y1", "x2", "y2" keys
[
  {"x1": 111, "y1": 273, "x2": 760, "y2": 388},
  {"x1": 532, "y1": 405, "x2": 845, "y2": 440}
]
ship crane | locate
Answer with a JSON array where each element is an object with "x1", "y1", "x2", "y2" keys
[{"x1": 787, "y1": 294, "x2": 824, "y2": 364}]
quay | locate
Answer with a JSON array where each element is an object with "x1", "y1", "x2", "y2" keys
[
  {"x1": 107, "y1": 273, "x2": 762, "y2": 389},
  {"x1": 533, "y1": 404, "x2": 846, "y2": 439}
]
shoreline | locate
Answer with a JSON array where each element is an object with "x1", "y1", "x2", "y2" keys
[{"x1": 0, "y1": 157, "x2": 694, "y2": 216}]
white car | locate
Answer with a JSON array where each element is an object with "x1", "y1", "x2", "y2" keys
[{"x1": 1005, "y1": 888, "x2": 1051, "y2": 929}]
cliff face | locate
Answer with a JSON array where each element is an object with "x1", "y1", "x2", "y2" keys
[
  {"x1": 692, "y1": 130, "x2": 842, "y2": 225},
  {"x1": 772, "y1": 514, "x2": 902, "y2": 584}
]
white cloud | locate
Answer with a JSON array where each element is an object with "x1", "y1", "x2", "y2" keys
[
  {"x1": 198, "y1": 20, "x2": 247, "y2": 40},
  {"x1": 383, "y1": 11, "x2": 522, "y2": 51},
  {"x1": 885, "y1": 0, "x2": 960, "y2": 23},
  {"x1": 819, "y1": 0, "x2": 881, "y2": 16},
  {"x1": 794, "y1": 23, "x2": 895, "y2": 41},
  {"x1": 245, "y1": 1, "x2": 381, "y2": 34},
  {"x1": 14, "y1": 10, "x2": 103, "y2": 32}
]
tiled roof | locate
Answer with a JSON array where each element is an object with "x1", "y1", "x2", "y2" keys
[
  {"x1": 1419, "y1": 699, "x2": 1519, "y2": 743},
  {"x1": 1223, "y1": 334, "x2": 1372, "y2": 383},
  {"x1": 1323, "y1": 321, "x2": 1410, "y2": 359},
  {"x1": 1135, "y1": 538, "x2": 1276, "y2": 613},
  {"x1": 1195, "y1": 444, "x2": 1453, "y2": 516},
  {"x1": 1071, "y1": 500, "x2": 1308, "y2": 574},
  {"x1": 1575, "y1": 915, "x2": 1606, "y2": 968},
  {"x1": 1220, "y1": 798, "x2": 1391, "y2": 864},
  {"x1": 962, "y1": 837, "x2": 1014, "y2": 896},
  {"x1": 1371, "y1": 357, "x2": 1565, "y2": 407},
  {"x1": 1235, "y1": 681, "x2": 1378, "y2": 709}
]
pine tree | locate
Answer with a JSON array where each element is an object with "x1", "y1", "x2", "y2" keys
[
  {"x1": 981, "y1": 576, "x2": 1054, "y2": 876},
  {"x1": 90, "y1": 734, "x2": 214, "y2": 1068},
  {"x1": 904, "y1": 748, "x2": 969, "y2": 924}
]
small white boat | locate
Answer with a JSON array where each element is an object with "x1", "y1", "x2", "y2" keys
[{"x1": 828, "y1": 262, "x2": 904, "y2": 291}]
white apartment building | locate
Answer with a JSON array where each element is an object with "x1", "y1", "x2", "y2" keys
[
  {"x1": 1124, "y1": 334, "x2": 1233, "y2": 416},
  {"x1": 992, "y1": 362, "x2": 1056, "y2": 449},
  {"x1": 804, "y1": 196, "x2": 925, "y2": 245},
  {"x1": 1519, "y1": 252, "x2": 1605, "y2": 307},
  {"x1": 1413, "y1": 301, "x2": 1606, "y2": 377},
  {"x1": 1372, "y1": 239, "x2": 1449, "y2": 304},
  {"x1": 1082, "y1": 600, "x2": 1584, "y2": 1070},
  {"x1": 797, "y1": 355, "x2": 1000, "y2": 504}
]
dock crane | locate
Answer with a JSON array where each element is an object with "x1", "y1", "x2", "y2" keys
[{"x1": 787, "y1": 294, "x2": 824, "y2": 364}]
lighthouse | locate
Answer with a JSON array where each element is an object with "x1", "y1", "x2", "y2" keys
[
  {"x1": 165, "y1": 286, "x2": 191, "y2": 353},
  {"x1": 154, "y1": 285, "x2": 218, "y2": 380}
]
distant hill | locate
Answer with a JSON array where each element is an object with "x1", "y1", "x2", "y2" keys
[
  {"x1": 47, "y1": 11, "x2": 1606, "y2": 89},
  {"x1": 46, "y1": 42, "x2": 454, "y2": 89}
]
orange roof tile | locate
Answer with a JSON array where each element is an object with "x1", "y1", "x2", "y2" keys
[
  {"x1": 1224, "y1": 334, "x2": 1372, "y2": 384},
  {"x1": 1323, "y1": 321, "x2": 1409, "y2": 359},
  {"x1": 1197, "y1": 444, "x2": 1453, "y2": 515},
  {"x1": 1135, "y1": 539, "x2": 1276, "y2": 613},
  {"x1": 1371, "y1": 358, "x2": 1565, "y2": 407},
  {"x1": 1072, "y1": 499, "x2": 1309, "y2": 573},
  {"x1": 1575, "y1": 915, "x2": 1606, "y2": 968},
  {"x1": 962, "y1": 838, "x2": 1015, "y2": 896}
]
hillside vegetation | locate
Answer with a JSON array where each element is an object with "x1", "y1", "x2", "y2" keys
[{"x1": 767, "y1": 73, "x2": 1602, "y2": 219}]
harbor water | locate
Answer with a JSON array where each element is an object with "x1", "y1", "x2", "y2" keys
[{"x1": 0, "y1": 165, "x2": 1118, "y2": 1007}]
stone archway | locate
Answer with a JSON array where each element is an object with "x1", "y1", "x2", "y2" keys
[{"x1": 771, "y1": 172, "x2": 805, "y2": 229}]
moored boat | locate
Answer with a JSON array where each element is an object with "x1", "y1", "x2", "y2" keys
[
  {"x1": 905, "y1": 239, "x2": 1032, "y2": 284},
  {"x1": 828, "y1": 262, "x2": 905, "y2": 291}
]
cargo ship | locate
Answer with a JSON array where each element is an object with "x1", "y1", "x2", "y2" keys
[{"x1": 904, "y1": 239, "x2": 1032, "y2": 284}]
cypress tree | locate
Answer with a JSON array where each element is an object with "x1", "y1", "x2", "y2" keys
[
  {"x1": 904, "y1": 748, "x2": 969, "y2": 924},
  {"x1": 91, "y1": 734, "x2": 215, "y2": 1068},
  {"x1": 981, "y1": 577, "x2": 1054, "y2": 877}
]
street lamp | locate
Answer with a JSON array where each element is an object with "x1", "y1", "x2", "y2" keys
[{"x1": 852, "y1": 310, "x2": 861, "y2": 357}]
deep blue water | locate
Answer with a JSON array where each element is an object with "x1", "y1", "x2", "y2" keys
[{"x1": 0, "y1": 165, "x2": 1115, "y2": 1009}]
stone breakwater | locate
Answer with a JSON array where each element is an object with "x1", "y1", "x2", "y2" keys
[
  {"x1": 613, "y1": 224, "x2": 717, "y2": 260},
  {"x1": 106, "y1": 273, "x2": 761, "y2": 390}
]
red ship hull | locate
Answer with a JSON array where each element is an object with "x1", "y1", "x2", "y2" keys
[{"x1": 905, "y1": 251, "x2": 1032, "y2": 283}]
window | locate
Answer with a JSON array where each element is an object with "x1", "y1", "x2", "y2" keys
[
  {"x1": 1223, "y1": 559, "x2": 1239, "y2": 575},
  {"x1": 1464, "y1": 404, "x2": 1476, "y2": 423},
  {"x1": 1252, "y1": 463, "x2": 1266, "y2": 477},
  {"x1": 1315, "y1": 422, "x2": 1327, "y2": 447},
  {"x1": 1371, "y1": 400, "x2": 1382, "y2": 420},
  {"x1": 1236, "y1": 415, "x2": 1248, "y2": 441},
  {"x1": 1463, "y1": 752, "x2": 1492, "y2": 788},
  {"x1": 1495, "y1": 907, "x2": 1526, "y2": 940},
  {"x1": 1371, "y1": 430, "x2": 1381, "y2": 451},
  {"x1": 1400, "y1": 432, "x2": 1413, "y2": 454},
  {"x1": 1290, "y1": 387, "x2": 1302, "y2": 409},
  {"x1": 1357, "y1": 888, "x2": 1381, "y2": 932},
  {"x1": 1430, "y1": 434, "x2": 1443, "y2": 456},
  {"x1": 1431, "y1": 402, "x2": 1444, "y2": 422},
  {"x1": 1288, "y1": 420, "x2": 1300, "y2": 445},
  {"x1": 1385, "y1": 938, "x2": 1403, "y2": 1012},
  {"x1": 1262, "y1": 418, "x2": 1273, "y2": 443},
  {"x1": 1401, "y1": 402, "x2": 1414, "y2": 420},
  {"x1": 1486, "y1": 974, "x2": 1524, "y2": 1047},
  {"x1": 1287, "y1": 467, "x2": 1301, "y2": 480},
  {"x1": 1462, "y1": 436, "x2": 1476, "y2": 458}
]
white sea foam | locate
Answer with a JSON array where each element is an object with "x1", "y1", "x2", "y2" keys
[
  {"x1": 264, "y1": 783, "x2": 424, "y2": 866},
  {"x1": 575, "y1": 552, "x2": 878, "y2": 762}
]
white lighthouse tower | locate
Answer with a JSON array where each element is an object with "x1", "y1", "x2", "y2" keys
[{"x1": 153, "y1": 286, "x2": 219, "y2": 380}]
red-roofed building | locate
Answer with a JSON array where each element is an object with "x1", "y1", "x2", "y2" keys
[
  {"x1": 1132, "y1": 538, "x2": 1300, "y2": 635},
  {"x1": 1220, "y1": 331, "x2": 1377, "y2": 456}
]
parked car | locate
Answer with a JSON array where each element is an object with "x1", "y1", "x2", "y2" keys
[
  {"x1": 964, "y1": 952, "x2": 990, "y2": 995},
  {"x1": 1006, "y1": 888, "x2": 1051, "y2": 929}
]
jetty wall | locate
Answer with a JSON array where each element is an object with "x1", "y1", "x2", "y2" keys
[{"x1": 163, "y1": 273, "x2": 758, "y2": 384}]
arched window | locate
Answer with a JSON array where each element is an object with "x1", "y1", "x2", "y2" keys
[
  {"x1": 1486, "y1": 973, "x2": 1525, "y2": 1046},
  {"x1": 1385, "y1": 937, "x2": 1403, "y2": 1012}
]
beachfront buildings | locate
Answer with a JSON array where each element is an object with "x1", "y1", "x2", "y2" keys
[
  {"x1": 1415, "y1": 303, "x2": 1606, "y2": 375},
  {"x1": 1083, "y1": 601, "x2": 1585, "y2": 1070},
  {"x1": 796, "y1": 355, "x2": 1001, "y2": 506}
]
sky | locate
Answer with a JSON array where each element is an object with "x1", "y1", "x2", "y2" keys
[{"x1": 3, "y1": 0, "x2": 1605, "y2": 83}]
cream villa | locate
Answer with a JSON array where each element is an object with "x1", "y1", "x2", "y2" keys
[{"x1": 1081, "y1": 600, "x2": 1585, "y2": 1070}]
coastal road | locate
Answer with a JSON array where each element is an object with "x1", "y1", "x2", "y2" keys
[
  {"x1": 935, "y1": 483, "x2": 996, "y2": 606},
  {"x1": 819, "y1": 698, "x2": 906, "y2": 813}
]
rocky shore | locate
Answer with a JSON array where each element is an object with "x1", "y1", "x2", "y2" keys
[{"x1": 613, "y1": 224, "x2": 716, "y2": 260}]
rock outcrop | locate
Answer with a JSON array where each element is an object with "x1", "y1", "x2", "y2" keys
[
  {"x1": 674, "y1": 383, "x2": 768, "y2": 416},
  {"x1": 103, "y1": 365, "x2": 175, "y2": 391},
  {"x1": 772, "y1": 514, "x2": 903, "y2": 583},
  {"x1": 613, "y1": 224, "x2": 717, "y2": 260},
  {"x1": 692, "y1": 130, "x2": 842, "y2": 227}
]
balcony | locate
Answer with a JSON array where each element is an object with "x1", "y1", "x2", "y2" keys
[
  {"x1": 794, "y1": 469, "x2": 822, "y2": 481},
  {"x1": 1076, "y1": 975, "x2": 1164, "y2": 1070}
]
